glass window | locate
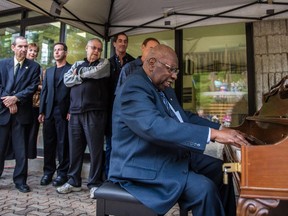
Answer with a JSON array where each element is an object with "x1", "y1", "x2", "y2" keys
[
  {"x1": 128, "y1": 30, "x2": 174, "y2": 59},
  {"x1": 25, "y1": 22, "x2": 61, "y2": 69},
  {"x1": 66, "y1": 24, "x2": 104, "y2": 64},
  {"x1": 0, "y1": 26, "x2": 20, "y2": 59},
  {"x1": 183, "y1": 23, "x2": 248, "y2": 127}
]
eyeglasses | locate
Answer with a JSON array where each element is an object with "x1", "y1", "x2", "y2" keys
[
  {"x1": 88, "y1": 45, "x2": 103, "y2": 52},
  {"x1": 157, "y1": 60, "x2": 179, "y2": 75}
]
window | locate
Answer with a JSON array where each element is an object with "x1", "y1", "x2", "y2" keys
[
  {"x1": 66, "y1": 24, "x2": 104, "y2": 63},
  {"x1": 0, "y1": 26, "x2": 20, "y2": 59},
  {"x1": 183, "y1": 23, "x2": 248, "y2": 127},
  {"x1": 25, "y1": 22, "x2": 61, "y2": 69},
  {"x1": 128, "y1": 30, "x2": 174, "y2": 59}
]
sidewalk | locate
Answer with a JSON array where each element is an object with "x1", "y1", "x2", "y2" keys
[
  {"x1": 0, "y1": 159, "x2": 187, "y2": 216},
  {"x1": 0, "y1": 163, "x2": 95, "y2": 215}
]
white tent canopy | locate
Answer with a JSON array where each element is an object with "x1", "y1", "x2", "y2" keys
[{"x1": 5, "y1": 0, "x2": 288, "y2": 39}]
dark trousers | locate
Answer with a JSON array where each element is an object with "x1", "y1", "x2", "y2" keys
[
  {"x1": 67, "y1": 110, "x2": 106, "y2": 189},
  {"x1": 178, "y1": 152, "x2": 236, "y2": 216},
  {"x1": 42, "y1": 106, "x2": 69, "y2": 177},
  {"x1": 0, "y1": 116, "x2": 28, "y2": 185}
]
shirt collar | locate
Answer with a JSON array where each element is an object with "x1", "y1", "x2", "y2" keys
[{"x1": 14, "y1": 57, "x2": 24, "y2": 68}]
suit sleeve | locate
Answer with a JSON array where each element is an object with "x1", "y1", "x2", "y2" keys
[
  {"x1": 118, "y1": 75, "x2": 210, "y2": 152},
  {"x1": 184, "y1": 111, "x2": 221, "y2": 129}
]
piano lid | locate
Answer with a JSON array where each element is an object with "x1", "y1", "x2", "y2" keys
[{"x1": 254, "y1": 75, "x2": 288, "y2": 119}]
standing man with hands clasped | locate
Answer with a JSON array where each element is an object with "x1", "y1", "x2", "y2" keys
[
  {"x1": 38, "y1": 42, "x2": 71, "y2": 187},
  {"x1": 57, "y1": 38, "x2": 110, "y2": 198},
  {"x1": 108, "y1": 44, "x2": 250, "y2": 216},
  {"x1": 0, "y1": 36, "x2": 40, "y2": 193}
]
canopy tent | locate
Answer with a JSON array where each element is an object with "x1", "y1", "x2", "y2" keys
[{"x1": 3, "y1": 0, "x2": 288, "y2": 40}]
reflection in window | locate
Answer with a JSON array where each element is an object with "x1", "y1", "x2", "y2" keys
[
  {"x1": 0, "y1": 26, "x2": 20, "y2": 59},
  {"x1": 25, "y1": 22, "x2": 61, "y2": 69},
  {"x1": 128, "y1": 31, "x2": 174, "y2": 59},
  {"x1": 66, "y1": 24, "x2": 103, "y2": 64},
  {"x1": 183, "y1": 23, "x2": 248, "y2": 127}
]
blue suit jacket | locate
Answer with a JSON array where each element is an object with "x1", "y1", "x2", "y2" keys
[
  {"x1": 108, "y1": 68, "x2": 221, "y2": 215},
  {"x1": 0, "y1": 58, "x2": 40, "y2": 125},
  {"x1": 39, "y1": 63, "x2": 71, "y2": 119}
]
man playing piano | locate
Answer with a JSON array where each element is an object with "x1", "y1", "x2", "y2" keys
[{"x1": 108, "y1": 44, "x2": 250, "y2": 216}]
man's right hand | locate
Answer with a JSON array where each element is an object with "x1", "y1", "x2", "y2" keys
[
  {"x1": 38, "y1": 114, "x2": 45, "y2": 123},
  {"x1": 210, "y1": 127, "x2": 250, "y2": 148},
  {"x1": 9, "y1": 104, "x2": 18, "y2": 114}
]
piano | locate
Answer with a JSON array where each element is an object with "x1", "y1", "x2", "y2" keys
[{"x1": 223, "y1": 75, "x2": 288, "y2": 216}]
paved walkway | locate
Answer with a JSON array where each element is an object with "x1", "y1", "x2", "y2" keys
[
  {"x1": 0, "y1": 167, "x2": 95, "y2": 216},
  {"x1": 0, "y1": 159, "x2": 189, "y2": 216}
]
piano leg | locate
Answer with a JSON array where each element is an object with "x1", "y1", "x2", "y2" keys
[{"x1": 237, "y1": 197, "x2": 280, "y2": 216}]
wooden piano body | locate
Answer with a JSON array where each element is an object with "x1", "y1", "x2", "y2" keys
[{"x1": 224, "y1": 76, "x2": 288, "y2": 216}]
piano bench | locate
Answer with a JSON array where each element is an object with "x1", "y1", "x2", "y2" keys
[{"x1": 94, "y1": 181, "x2": 189, "y2": 216}]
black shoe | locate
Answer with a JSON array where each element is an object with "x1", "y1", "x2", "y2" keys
[
  {"x1": 52, "y1": 176, "x2": 68, "y2": 187},
  {"x1": 15, "y1": 184, "x2": 31, "y2": 193},
  {"x1": 40, "y1": 175, "x2": 52, "y2": 186}
]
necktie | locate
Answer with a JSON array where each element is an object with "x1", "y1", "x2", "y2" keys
[
  {"x1": 14, "y1": 63, "x2": 20, "y2": 77},
  {"x1": 159, "y1": 91, "x2": 176, "y2": 118}
]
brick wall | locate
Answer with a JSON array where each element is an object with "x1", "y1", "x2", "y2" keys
[{"x1": 253, "y1": 19, "x2": 288, "y2": 109}]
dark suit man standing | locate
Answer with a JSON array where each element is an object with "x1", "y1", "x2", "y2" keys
[
  {"x1": 108, "y1": 44, "x2": 250, "y2": 216},
  {"x1": 0, "y1": 36, "x2": 40, "y2": 193},
  {"x1": 38, "y1": 42, "x2": 71, "y2": 187}
]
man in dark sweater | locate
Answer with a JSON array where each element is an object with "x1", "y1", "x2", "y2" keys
[{"x1": 57, "y1": 38, "x2": 110, "y2": 198}]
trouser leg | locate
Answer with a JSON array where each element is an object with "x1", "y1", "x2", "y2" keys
[
  {"x1": 43, "y1": 117, "x2": 57, "y2": 177},
  {"x1": 189, "y1": 152, "x2": 236, "y2": 216},
  {"x1": 11, "y1": 117, "x2": 28, "y2": 185},
  {"x1": 179, "y1": 169, "x2": 225, "y2": 216},
  {"x1": 67, "y1": 114, "x2": 86, "y2": 187},
  {"x1": 53, "y1": 106, "x2": 69, "y2": 177},
  {"x1": 83, "y1": 111, "x2": 106, "y2": 188}
]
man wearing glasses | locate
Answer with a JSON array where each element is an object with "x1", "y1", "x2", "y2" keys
[
  {"x1": 108, "y1": 44, "x2": 250, "y2": 216},
  {"x1": 57, "y1": 38, "x2": 110, "y2": 198}
]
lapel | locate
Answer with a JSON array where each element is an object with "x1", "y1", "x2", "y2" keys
[
  {"x1": 164, "y1": 87, "x2": 189, "y2": 122},
  {"x1": 49, "y1": 66, "x2": 56, "y2": 87},
  {"x1": 163, "y1": 88, "x2": 179, "y2": 111},
  {"x1": 7, "y1": 59, "x2": 15, "y2": 91}
]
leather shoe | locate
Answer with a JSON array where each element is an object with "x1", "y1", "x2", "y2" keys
[
  {"x1": 15, "y1": 184, "x2": 30, "y2": 193},
  {"x1": 40, "y1": 175, "x2": 52, "y2": 186},
  {"x1": 52, "y1": 176, "x2": 67, "y2": 187}
]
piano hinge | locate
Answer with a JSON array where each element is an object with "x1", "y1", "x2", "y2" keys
[{"x1": 222, "y1": 162, "x2": 241, "y2": 184}]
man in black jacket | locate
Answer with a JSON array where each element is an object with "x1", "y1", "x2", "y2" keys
[{"x1": 38, "y1": 42, "x2": 71, "y2": 187}]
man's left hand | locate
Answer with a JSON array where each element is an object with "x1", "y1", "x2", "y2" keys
[{"x1": 1, "y1": 96, "x2": 19, "y2": 107}]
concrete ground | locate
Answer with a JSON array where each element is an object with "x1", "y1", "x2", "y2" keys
[{"x1": 0, "y1": 159, "x2": 191, "y2": 216}]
